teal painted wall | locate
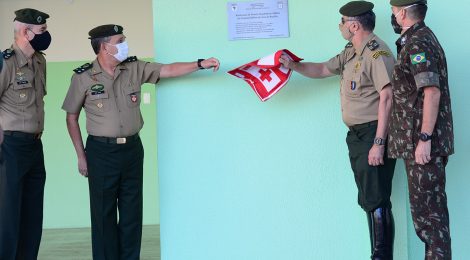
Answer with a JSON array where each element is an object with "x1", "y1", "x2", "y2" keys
[
  {"x1": 154, "y1": 0, "x2": 469, "y2": 260},
  {"x1": 42, "y1": 60, "x2": 159, "y2": 228}
]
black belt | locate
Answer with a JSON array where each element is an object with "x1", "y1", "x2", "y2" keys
[
  {"x1": 89, "y1": 133, "x2": 139, "y2": 144},
  {"x1": 3, "y1": 131, "x2": 42, "y2": 140},
  {"x1": 349, "y1": 120, "x2": 378, "y2": 131}
]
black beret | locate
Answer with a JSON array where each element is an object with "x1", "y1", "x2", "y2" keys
[
  {"x1": 88, "y1": 24, "x2": 124, "y2": 39},
  {"x1": 340, "y1": 1, "x2": 374, "y2": 17},
  {"x1": 390, "y1": 0, "x2": 427, "y2": 7},
  {"x1": 14, "y1": 8, "x2": 49, "y2": 25}
]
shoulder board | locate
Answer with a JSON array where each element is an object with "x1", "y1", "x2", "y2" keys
[
  {"x1": 122, "y1": 56, "x2": 138, "y2": 63},
  {"x1": 2, "y1": 49, "x2": 15, "y2": 59},
  {"x1": 372, "y1": 50, "x2": 392, "y2": 59},
  {"x1": 73, "y1": 62, "x2": 93, "y2": 74},
  {"x1": 367, "y1": 40, "x2": 379, "y2": 51},
  {"x1": 345, "y1": 42, "x2": 353, "y2": 49}
]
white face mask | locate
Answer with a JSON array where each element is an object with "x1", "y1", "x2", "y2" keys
[{"x1": 106, "y1": 41, "x2": 129, "y2": 62}]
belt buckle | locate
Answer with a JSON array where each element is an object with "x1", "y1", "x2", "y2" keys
[{"x1": 117, "y1": 137, "x2": 126, "y2": 144}]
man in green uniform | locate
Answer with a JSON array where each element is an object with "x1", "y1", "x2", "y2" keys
[
  {"x1": 62, "y1": 24, "x2": 220, "y2": 260},
  {"x1": 388, "y1": 0, "x2": 454, "y2": 259},
  {"x1": 279, "y1": 1, "x2": 396, "y2": 259},
  {"x1": 0, "y1": 8, "x2": 51, "y2": 260}
]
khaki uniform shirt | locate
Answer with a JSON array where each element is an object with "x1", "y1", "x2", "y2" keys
[
  {"x1": 0, "y1": 44, "x2": 47, "y2": 133},
  {"x1": 324, "y1": 33, "x2": 395, "y2": 127},
  {"x1": 62, "y1": 57, "x2": 162, "y2": 137},
  {"x1": 388, "y1": 22, "x2": 454, "y2": 159}
]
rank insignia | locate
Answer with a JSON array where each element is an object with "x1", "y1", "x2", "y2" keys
[
  {"x1": 372, "y1": 51, "x2": 391, "y2": 59},
  {"x1": 367, "y1": 40, "x2": 379, "y2": 51},
  {"x1": 131, "y1": 94, "x2": 138, "y2": 103},
  {"x1": 411, "y1": 53, "x2": 427, "y2": 65},
  {"x1": 351, "y1": 81, "x2": 357, "y2": 90}
]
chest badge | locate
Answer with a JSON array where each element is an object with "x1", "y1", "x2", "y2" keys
[
  {"x1": 351, "y1": 81, "x2": 357, "y2": 91},
  {"x1": 97, "y1": 103, "x2": 103, "y2": 109},
  {"x1": 90, "y1": 84, "x2": 105, "y2": 95},
  {"x1": 354, "y1": 61, "x2": 361, "y2": 73},
  {"x1": 130, "y1": 94, "x2": 138, "y2": 103},
  {"x1": 20, "y1": 93, "x2": 27, "y2": 99}
]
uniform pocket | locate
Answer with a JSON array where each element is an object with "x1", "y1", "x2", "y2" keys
[
  {"x1": 123, "y1": 86, "x2": 141, "y2": 108},
  {"x1": 12, "y1": 82, "x2": 34, "y2": 105},
  {"x1": 85, "y1": 92, "x2": 110, "y2": 114}
]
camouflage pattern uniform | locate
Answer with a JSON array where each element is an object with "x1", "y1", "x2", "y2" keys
[{"x1": 388, "y1": 21, "x2": 454, "y2": 259}]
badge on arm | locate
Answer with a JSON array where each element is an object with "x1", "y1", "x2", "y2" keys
[{"x1": 410, "y1": 53, "x2": 427, "y2": 65}]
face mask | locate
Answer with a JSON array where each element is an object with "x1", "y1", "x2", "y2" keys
[
  {"x1": 391, "y1": 14, "x2": 402, "y2": 34},
  {"x1": 28, "y1": 30, "x2": 52, "y2": 51},
  {"x1": 107, "y1": 41, "x2": 129, "y2": 62}
]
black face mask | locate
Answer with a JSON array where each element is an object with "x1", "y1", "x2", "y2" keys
[
  {"x1": 391, "y1": 14, "x2": 402, "y2": 34},
  {"x1": 29, "y1": 30, "x2": 52, "y2": 51}
]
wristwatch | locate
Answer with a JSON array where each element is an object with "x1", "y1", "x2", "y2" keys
[
  {"x1": 373, "y1": 137, "x2": 386, "y2": 145},
  {"x1": 197, "y1": 59, "x2": 205, "y2": 70},
  {"x1": 419, "y1": 132, "x2": 432, "y2": 142}
]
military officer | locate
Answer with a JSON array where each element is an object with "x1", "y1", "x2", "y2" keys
[
  {"x1": 0, "y1": 8, "x2": 51, "y2": 260},
  {"x1": 279, "y1": 2, "x2": 396, "y2": 259},
  {"x1": 388, "y1": 0, "x2": 454, "y2": 259},
  {"x1": 62, "y1": 24, "x2": 219, "y2": 260}
]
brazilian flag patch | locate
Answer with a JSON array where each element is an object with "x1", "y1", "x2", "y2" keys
[{"x1": 410, "y1": 53, "x2": 427, "y2": 65}]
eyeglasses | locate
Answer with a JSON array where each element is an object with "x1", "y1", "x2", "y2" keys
[{"x1": 341, "y1": 17, "x2": 357, "y2": 24}]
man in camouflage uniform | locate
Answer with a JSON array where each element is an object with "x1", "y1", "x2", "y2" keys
[
  {"x1": 388, "y1": 0, "x2": 454, "y2": 259},
  {"x1": 280, "y1": 2, "x2": 397, "y2": 259}
]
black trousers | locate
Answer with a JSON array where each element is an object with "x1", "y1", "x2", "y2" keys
[
  {"x1": 86, "y1": 136, "x2": 144, "y2": 260},
  {"x1": 346, "y1": 122, "x2": 396, "y2": 212},
  {"x1": 0, "y1": 135, "x2": 46, "y2": 260}
]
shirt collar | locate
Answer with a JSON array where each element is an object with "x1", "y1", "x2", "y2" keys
[
  {"x1": 396, "y1": 21, "x2": 426, "y2": 47},
  {"x1": 356, "y1": 33, "x2": 376, "y2": 56}
]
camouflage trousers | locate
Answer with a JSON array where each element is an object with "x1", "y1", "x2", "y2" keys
[{"x1": 404, "y1": 157, "x2": 451, "y2": 260}]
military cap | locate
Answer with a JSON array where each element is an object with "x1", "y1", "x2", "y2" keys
[
  {"x1": 14, "y1": 8, "x2": 49, "y2": 25},
  {"x1": 390, "y1": 0, "x2": 427, "y2": 6},
  {"x1": 88, "y1": 24, "x2": 124, "y2": 39},
  {"x1": 340, "y1": 1, "x2": 374, "y2": 17}
]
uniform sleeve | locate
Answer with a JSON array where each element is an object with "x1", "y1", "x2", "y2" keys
[
  {"x1": 62, "y1": 74, "x2": 86, "y2": 114},
  {"x1": 408, "y1": 40, "x2": 440, "y2": 89},
  {"x1": 324, "y1": 52, "x2": 344, "y2": 75},
  {"x1": 0, "y1": 58, "x2": 12, "y2": 98},
  {"x1": 369, "y1": 50, "x2": 396, "y2": 92},
  {"x1": 138, "y1": 61, "x2": 163, "y2": 85}
]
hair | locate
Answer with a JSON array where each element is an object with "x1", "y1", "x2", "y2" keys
[
  {"x1": 355, "y1": 10, "x2": 376, "y2": 32},
  {"x1": 90, "y1": 36, "x2": 110, "y2": 55},
  {"x1": 406, "y1": 4, "x2": 428, "y2": 21},
  {"x1": 13, "y1": 21, "x2": 29, "y2": 40}
]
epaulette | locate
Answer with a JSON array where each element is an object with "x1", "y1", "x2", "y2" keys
[
  {"x1": 73, "y1": 63, "x2": 93, "y2": 74},
  {"x1": 367, "y1": 40, "x2": 379, "y2": 51},
  {"x1": 2, "y1": 49, "x2": 15, "y2": 59},
  {"x1": 345, "y1": 42, "x2": 353, "y2": 48},
  {"x1": 122, "y1": 56, "x2": 138, "y2": 63}
]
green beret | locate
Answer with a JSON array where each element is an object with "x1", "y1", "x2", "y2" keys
[
  {"x1": 340, "y1": 1, "x2": 374, "y2": 17},
  {"x1": 390, "y1": 0, "x2": 427, "y2": 6},
  {"x1": 88, "y1": 24, "x2": 124, "y2": 39},
  {"x1": 14, "y1": 8, "x2": 49, "y2": 25}
]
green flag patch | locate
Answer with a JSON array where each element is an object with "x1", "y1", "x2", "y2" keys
[{"x1": 411, "y1": 53, "x2": 427, "y2": 65}]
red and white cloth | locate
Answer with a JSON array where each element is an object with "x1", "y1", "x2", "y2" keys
[{"x1": 228, "y1": 49, "x2": 303, "y2": 102}]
